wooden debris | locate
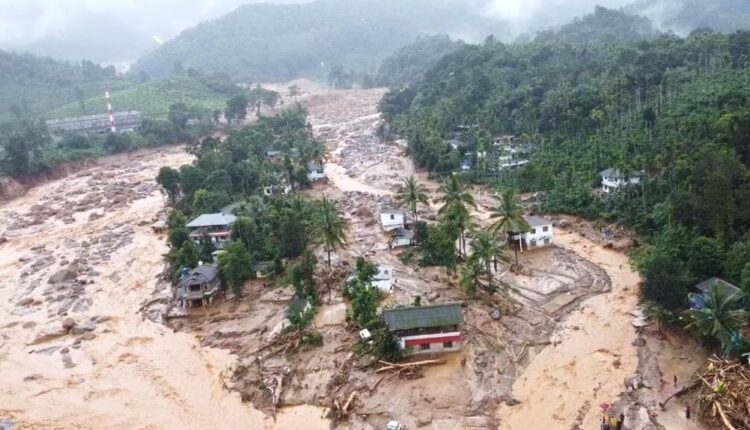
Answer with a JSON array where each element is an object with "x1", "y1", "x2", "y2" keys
[
  {"x1": 375, "y1": 359, "x2": 446, "y2": 373},
  {"x1": 682, "y1": 356, "x2": 750, "y2": 430}
]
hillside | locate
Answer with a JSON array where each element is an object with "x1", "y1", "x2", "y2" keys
[
  {"x1": 45, "y1": 71, "x2": 240, "y2": 120},
  {"x1": 628, "y1": 0, "x2": 750, "y2": 34},
  {"x1": 374, "y1": 35, "x2": 465, "y2": 88},
  {"x1": 381, "y1": 11, "x2": 750, "y2": 314},
  {"x1": 0, "y1": 50, "x2": 135, "y2": 121},
  {"x1": 535, "y1": 5, "x2": 657, "y2": 45},
  {"x1": 133, "y1": 0, "x2": 502, "y2": 82}
]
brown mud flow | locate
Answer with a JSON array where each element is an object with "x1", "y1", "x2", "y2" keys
[{"x1": 0, "y1": 82, "x2": 705, "y2": 429}]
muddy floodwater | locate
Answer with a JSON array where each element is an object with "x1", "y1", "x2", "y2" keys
[{"x1": 0, "y1": 147, "x2": 328, "y2": 429}]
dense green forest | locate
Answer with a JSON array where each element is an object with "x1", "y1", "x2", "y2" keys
[
  {"x1": 0, "y1": 50, "x2": 136, "y2": 121},
  {"x1": 373, "y1": 35, "x2": 465, "y2": 88},
  {"x1": 535, "y1": 6, "x2": 656, "y2": 45},
  {"x1": 380, "y1": 7, "x2": 750, "y2": 327},
  {"x1": 628, "y1": 0, "x2": 750, "y2": 35},
  {"x1": 133, "y1": 0, "x2": 501, "y2": 82}
]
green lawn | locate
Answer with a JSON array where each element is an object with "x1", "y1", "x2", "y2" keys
[{"x1": 45, "y1": 75, "x2": 229, "y2": 120}]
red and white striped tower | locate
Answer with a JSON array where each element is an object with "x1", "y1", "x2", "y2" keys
[{"x1": 105, "y1": 84, "x2": 117, "y2": 132}]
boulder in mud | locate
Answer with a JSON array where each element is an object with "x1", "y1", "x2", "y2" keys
[
  {"x1": 62, "y1": 318, "x2": 76, "y2": 332},
  {"x1": 490, "y1": 308, "x2": 502, "y2": 320},
  {"x1": 70, "y1": 321, "x2": 96, "y2": 335},
  {"x1": 29, "y1": 326, "x2": 69, "y2": 345},
  {"x1": 48, "y1": 267, "x2": 77, "y2": 284}
]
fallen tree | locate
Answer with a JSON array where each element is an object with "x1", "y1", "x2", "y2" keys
[{"x1": 683, "y1": 357, "x2": 750, "y2": 430}]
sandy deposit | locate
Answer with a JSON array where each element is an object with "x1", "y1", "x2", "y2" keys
[
  {"x1": 0, "y1": 82, "x2": 708, "y2": 430},
  {"x1": 0, "y1": 146, "x2": 327, "y2": 429}
]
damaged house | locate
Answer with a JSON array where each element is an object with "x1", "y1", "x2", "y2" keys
[
  {"x1": 174, "y1": 265, "x2": 222, "y2": 308},
  {"x1": 383, "y1": 303, "x2": 464, "y2": 356}
]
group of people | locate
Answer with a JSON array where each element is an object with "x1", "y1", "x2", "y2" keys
[{"x1": 600, "y1": 412, "x2": 624, "y2": 430}]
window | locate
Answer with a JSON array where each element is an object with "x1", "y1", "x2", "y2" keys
[
  {"x1": 531, "y1": 228, "x2": 536, "y2": 234},
  {"x1": 420, "y1": 343, "x2": 430, "y2": 351},
  {"x1": 544, "y1": 238, "x2": 550, "y2": 245},
  {"x1": 543, "y1": 226, "x2": 549, "y2": 232},
  {"x1": 443, "y1": 341, "x2": 453, "y2": 348},
  {"x1": 390, "y1": 214, "x2": 395, "y2": 220}
]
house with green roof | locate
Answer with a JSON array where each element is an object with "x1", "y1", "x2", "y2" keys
[{"x1": 383, "y1": 303, "x2": 464, "y2": 356}]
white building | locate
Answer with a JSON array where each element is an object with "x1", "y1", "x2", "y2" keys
[
  {"x1": 380, "y1": 208, "x2": 406, "y2": 231},
  {"x1": 599, "y1": 168, "x2": 643, "y2": 193},
  {"x1": 511, "y1": 215, "x2": 553, "y2": 251},
  {"x1": 390, "y1": 228, "x2": 415, "y2": 249},
  {"x1": 372, "y1": 266, "x2": 395, "y2": 293},
  {"x1": 307, "y1": 162, "x2": 325, "y2": 182}
]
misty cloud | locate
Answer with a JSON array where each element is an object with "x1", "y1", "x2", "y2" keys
[
  {"x1": 0, "y1": 0, "x2": 306, "y2": 62},
  {"x1": 481, "y1": 0, "x2": 633, "y2": 36}
]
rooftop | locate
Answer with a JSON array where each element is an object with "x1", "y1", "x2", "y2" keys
[
  {"x1": 176, "y1": 265, "x2": 219, "y2": 288},
  {"x1": 525, "y1": 215, "x2": 552, "y2": 228},
  {"x1": 696, "y1": 277, "x2": 742, "y2": 297},
  {"x1": 186, "y1": 212, "x2": 237, "y2": 228},
  {"x1": 383, "y1": 303, "x2": 464, "y2": 332},
  {"x1": 599, "y1": 168, "x2": 643, "y2": 179}
]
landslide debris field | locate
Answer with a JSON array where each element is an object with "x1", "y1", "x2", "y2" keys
[{"x1": 0, "y1": 83, "x2": 703, "y2": 430}]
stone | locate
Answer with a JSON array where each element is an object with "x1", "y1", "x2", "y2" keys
[
  {"x1": 48, "y1": 267, "x2": 77, "y2": 284},
  {"x1": 70, "y1": 321, "x2": 96, "y2": 335},
  {"x1": 17, "y1": 297, "x2": 35, "y2": 307},
  {"x1": 79, "y1": 332, "x2": 97, "y2": 342},
  {"x1": 62, "y1": 318, "x2": 76, "y2": 331},
  {"x1": 490, "y1": 308, "x2": 501, "y2": 320},
  {"x1": 416, "y1": 411, "x2": 433, "y2": 426},
  {"x1": 29, "y1": 326, "x2": 68, "y2": 345}
]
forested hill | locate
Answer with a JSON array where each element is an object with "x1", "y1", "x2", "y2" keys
[
  {"x1": 535, "y1": 6, "x2": 656, "y2": 45},
  {"x1": 0, "y1": 50, "x2": 135, "y2": 121},
  {"x1": 374, "y1": 35, "x2": 465, "y2": 88},
  {"x1": 381, "y1": 24, "x2": 750, "y2": 311},
  {"x1": 628, "y1": 0, "x2": 750, "y2": 35},
  {"x1": 133, "y1": 0, "x2": 501, "y2": 82}
]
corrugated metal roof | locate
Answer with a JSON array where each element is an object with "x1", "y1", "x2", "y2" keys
[
  {"x1": 525, "y1": 215, "x2": 552, "y2": 228},
  {"x1": 186, "y1": 213, "x2": 237, "y2": 228},
  {"x1": 383, "y1": 303, "x2": 463, "y2": 331},
  {"x1": 176, "y1": 265, "x2": 219, "y2": 288},
  {"x1": 599, "y1": 168, "x2": 643, "y2": 179},
  {"x1": 696, "y1": 277, "x2": 741, "y2": 297}
]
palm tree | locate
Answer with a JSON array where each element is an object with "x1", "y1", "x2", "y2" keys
[
  {"x1": 458, "y1": 259, "x2": 483, "y2": 299},
  {"x1": 685, "y1": 286, "x2": 748, "y2": 357},
  {"x1": 437, "y1": 175, "x2": 476, "y2": 258},
  {"x1": 313, "y1": 197, "x2": 347, "y2": 269},
  {"x1": 395, "y1": 176, "x2": 428, "y2": 222},
  {"x1": 469, "y1": 229, "x2": 508, "y2": 289},
  {"x1": 489, "y1": 188, "x2": 529, "y2": 266},
  {"x1": 442, "y1": 204, "x2": 473, "y2": 258},
  {"x1": 437, "y1": 174, "x2": 476, "y2": 215}
]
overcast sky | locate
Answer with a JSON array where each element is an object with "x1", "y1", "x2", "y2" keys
[{"x1": 0, "y1": 0, "x2": 637, "y2": 62}]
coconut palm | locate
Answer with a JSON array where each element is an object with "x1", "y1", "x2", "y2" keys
[
  {"x1": 312, "y1": 197, "x2": 348, "y2": 269},
  {"x1": 437, "y1": 175, "x2": 476, "y2": 258},
  {"x1": 685, "y1": 286, "x2": 748, "y2": 356},
  {"x1": 442, "y1": 203, "x2": 473, "y2": 258},
  {"x1": 489, "y1": 188, "x2": 529, "y2": 266},
  {"x1": 458, "y1": 259, "x2": 483, "y2": 299},
  {"x1": 469, "y1": 229, "x2": 508, "y2": 289},
  {"x1": 395, "y1": 176, "x2": 428, "y2": 222},
  {"x1": 437, "y1": 174, "x2": 476, "y2": 215}
]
